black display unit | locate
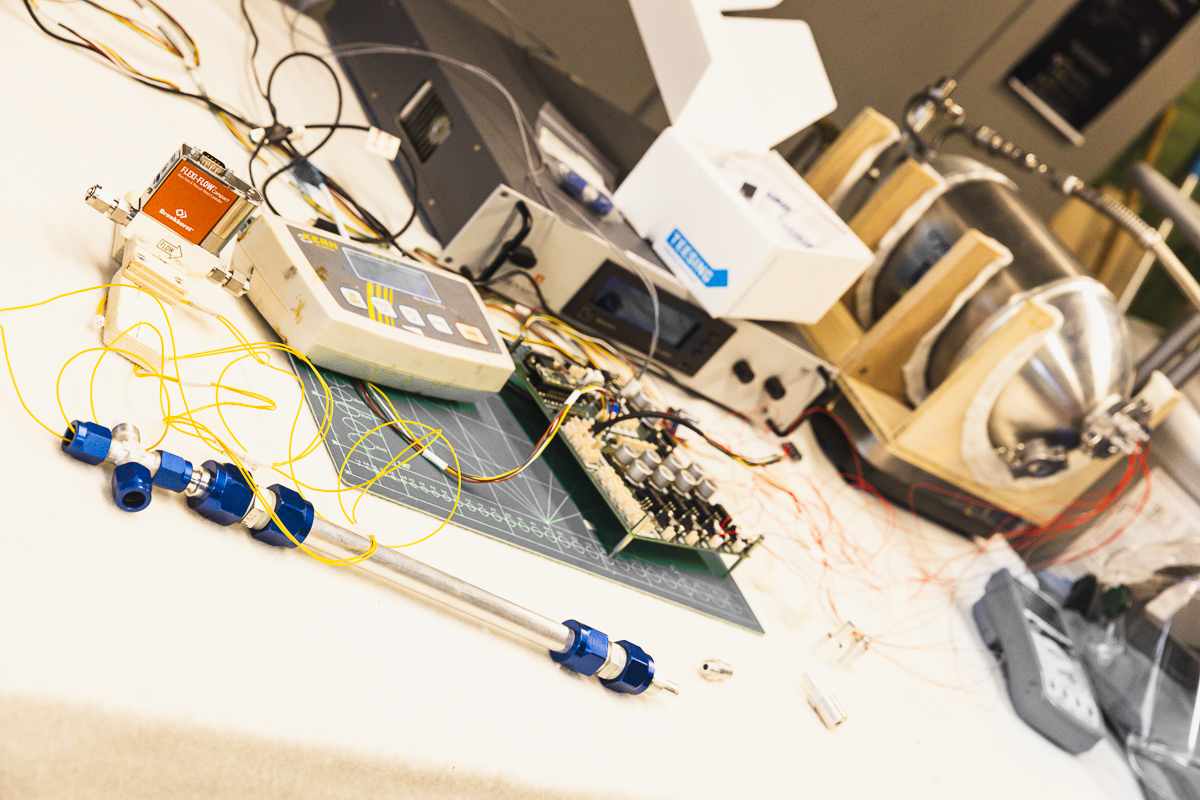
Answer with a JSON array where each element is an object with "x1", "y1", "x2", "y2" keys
[
  {"x1": 1008, "y1": 0, "x2": 1200, "y2": 142},
  {"x1": 320, "y1": 0, "x2": 657, "y2": 244},
  {"x1": 561, "y1": 260, "x2": 736, "y2": 378}
]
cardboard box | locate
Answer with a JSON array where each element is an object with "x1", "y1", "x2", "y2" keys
[{"x1": 612, "y1": 0, "x2": 873, "y2": 322}]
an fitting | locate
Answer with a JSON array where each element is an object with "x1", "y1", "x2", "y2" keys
[
  {"x1": 186, "y1": 461, "x2": 254, "y2": 526},
  {"x1": 62, "y1": 421, "x2": 113, "y2": 465},
  {"x1": 550, "y1": 620, "x2": 610, "y2": 676},
  {"x1": 248, "y1": 484, "x2": 315, "y2": 548},
  {"x1": 111, "y1": 461, "x2": 153, "y2": 512},
  {"x1": 598, "y1": 640, "x2": 656, "y2": 695},
  {"x1": 152, "y1": 450, "x2": 194, "y2": 493}
]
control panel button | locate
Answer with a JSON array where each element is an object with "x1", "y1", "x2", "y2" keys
[
  {"x1": 340, "y1": 286, "x2": 367, "y2": 309},
  {"x1": 369, "y1": 296, "x2": 397, "y2": 319},
  {"x1": 732, "y1": 359, "x2": 755, "y2": 384},
  {"x1": 427, "y1": 313, "x2": 453, "y2": 335},
  {"x1": 397, "y1": 305, "x2": 426, "y2": 326},
  {"x1": 455, "y1": 322, "x2": 489, "y2": 345},
  {"x1": 764, "y1": 376, "x2": 786, "y2": 400}
]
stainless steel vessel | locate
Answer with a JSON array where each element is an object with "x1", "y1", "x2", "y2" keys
[{"x1": 861, "y1": 155, "x2": 1142, "y2": 481}]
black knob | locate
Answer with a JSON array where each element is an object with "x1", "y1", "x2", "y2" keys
[
  {"x1": 764, "y1": 376, "x2": 786, "y2": 400},
  {"x1": 732, "y1": 359, "x2": 755, "y2": 384}
]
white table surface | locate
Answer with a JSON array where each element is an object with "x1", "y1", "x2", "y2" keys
[{"x1": 0, "y1": 2, "x2": 1144, "y2": 797}]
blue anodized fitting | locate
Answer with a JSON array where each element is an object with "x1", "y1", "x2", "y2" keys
[
  {"x1": 250, "y1": 484, "x2": 315, "y2": 548},
  {"x1": 599, "y1": 640, "x2": 657, "y2": 695},
  {"x1": 187, "y1": 461, "x2": 254, "y2": 526},
  {"x1": 111, "y1": 461, "x2": 154, "y2": 512},
  {"x1": 550, "y1": 620, "x2": 610, "y2": 676},
  {"x1": 152, "y1": 450, "x2": 194, "y2": 493},
  {"x1": 61, "y1": 421, "x2": 113, "y2": 465}
]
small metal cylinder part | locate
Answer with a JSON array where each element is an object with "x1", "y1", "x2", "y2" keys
[
  {"x1": 649, "y1": 464, "x2": 675, "y2": 491},
  {"x1": 673, "y1": 469, "x2": 699, "y2": 496},
  {"x1": 110, "y1": 421, "x2": 140, "y2": 446},
  {"x1": 839, "y1": 635, "x2": 872, "y2": 665},
  {"x1": 685, "y1": 463, "x2": 705, "y2": 482},
  {"x1": 815, "y1": 622, "x2": 856, "y2": 661},
  {"x1": 804, "y1": 671, "x2": 848, "y2": 729},
  {"x1": 627, "y1": 390, "x2": 654, "y2": 412},
  {"x1": 625, "y1": 459, "x2": 654, "y2": 486},
  {"x1": 695, "y1": 478, "x2": 717, "y2": 501},
  {"x1": 637, "y1": 449, "x2": 662, "y2": 470},
  {"x1": 664, "y1": 449, "x2": 690, "y2": 473},
  {"x1": 612, "y1": 442, "x2": 640, "y2": 468},
  {"x1": 700, "y1": 659, "x2": 733, "y2": 680}
]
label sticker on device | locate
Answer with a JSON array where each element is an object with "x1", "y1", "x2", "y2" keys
[{"x1": 365, "y1": 127, "x2": 402, "y2": 161}]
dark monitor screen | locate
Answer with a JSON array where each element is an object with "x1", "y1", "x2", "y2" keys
[{"x1": 589, "y1": 275, "x2": 700, "y2": 349}]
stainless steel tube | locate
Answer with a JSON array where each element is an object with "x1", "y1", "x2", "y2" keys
[
  {"x1": 1135, "y1": 311, "x2": 1200, "y2": 390},
  {"x1": 1130, "y1": 163, "x2": 1200, "y2": 256},
  {"x1": 304, "y1": 517, "x2": 575, "y2": 654}
]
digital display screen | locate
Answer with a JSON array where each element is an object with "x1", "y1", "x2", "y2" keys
[
  {"x1": 589, "y1": 276, "x2": 700, "y2": 349},
  {"x1": 345, "y1": 248, "x2": 440, "y2": 303}
]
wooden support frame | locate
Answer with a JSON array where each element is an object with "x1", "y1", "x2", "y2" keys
[{"x1": 800, "y1": 193, "x2": 1179, "y2": 527}]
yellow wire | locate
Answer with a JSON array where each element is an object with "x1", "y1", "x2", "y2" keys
[{"x1": 5, "y1": 280, "x2": 466, "y2": 566}]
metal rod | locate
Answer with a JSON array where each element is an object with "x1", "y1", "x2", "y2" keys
[
  {"x1": 304, "y1": 517, "x2": 575, "y2": 654},
  {"x1": 1119, "y1": 173, "x2": 1200, "y2": 312},
  {"x1": 1135, "y1": 311, "x2": 1200, "y2": 390},
  {"x1": 1130, "y1": 163, "x2": 1200, "y2": 256},
  {"x1": 1165, "y1": 341, "x2": 1200, "y2": 389}
]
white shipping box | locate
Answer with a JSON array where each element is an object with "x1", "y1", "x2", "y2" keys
[{"x1": 613, "y1": 0, "x2": 872, "y2": 322}]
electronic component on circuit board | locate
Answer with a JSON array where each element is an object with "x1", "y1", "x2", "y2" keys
[{"x1": 519, "y1": 350, "x2": 762, "y2": 571}]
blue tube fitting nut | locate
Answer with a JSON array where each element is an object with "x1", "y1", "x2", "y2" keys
[
  {"x1": 62, "y1": 421, "x2": 112, "y2": 465},
  {"x1": 187, "y1": 461, "x2": 254, "y2": 526},
  {"x1": 599, "y1": 641, "x2": 656, "y2": 695},
  {"x1": 152, "y1": 450, "x2": 194, "y2": 493},
  {"x1": 550, "y1": 620, "x2": 610, "y2": 676},
  {"x1": 251, "y1": 484, "x2": 315, "y2": 548},
  {"x1": 111, "y1": 461, "x2": 153, "y2": 512}
]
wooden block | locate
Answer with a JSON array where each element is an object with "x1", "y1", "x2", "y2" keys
[
  {"x1": 1049, "y1": 192, "x2": 1118, "y2": 272},
  {"x1": 840, "y1": 375, "x2": 910, "y2": 441},
  {"x1": 842, "y1": 230, "x2": 1011, "y2": 400},
  {"x1": 804, "y1": 108, "x2": 899, "y2": 202},
  {"x1": 798, "y1": 301, "x2": 863, "y2": 364},
  {"x1": 848, "y1": 160, "x2": 942, "y2": 250}
]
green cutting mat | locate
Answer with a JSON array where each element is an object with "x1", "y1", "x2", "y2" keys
[{"x1": 292, "y1": 359, "x2": 763, "y2": 633}]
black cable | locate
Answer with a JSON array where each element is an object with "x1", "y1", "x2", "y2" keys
[
  {"x1": 278, "y1": 121, "x2": 420, "y2": 245},
  {"x1": 256, "y1": 52, "x2": 343, "y2": 216},
  {"x1": 240, "y1": 0, "x2": 268, "y2": 102},
  {"x1": 22, "y1": 0, "x2": 259, "y2": 128},
  {"x1": 476, "y1": 268, "x2": 553, "y2": 312},
  {"x1": 23, "y1": 0, "x2": 91, "y2": 51},
  {"x1": 475, "y1": 201, "x2": 532, "y2": 282}
]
